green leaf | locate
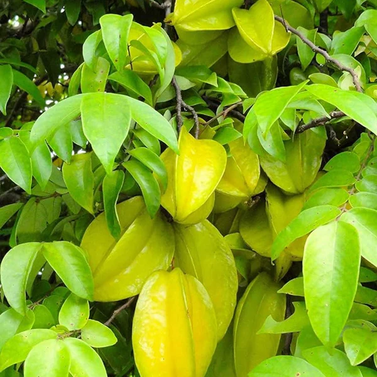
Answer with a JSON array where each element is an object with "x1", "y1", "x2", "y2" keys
[
  {"x1": 81, "y1": 93, "x2": 131, "y2": 174},
  {"x1": 297, "y1": 27, "x2": 317, "y2": 71},
  {"x1": 309, "y1": 169, "x2": 356, "y2": 192},
  {"x1": 278, "y1": 277, "x2": 304, "y2": 297},
  {"x1": 62, "y1": 153, "x2": 94, "y2": 214},
  {"x1": 0, "y1": 243, "x2": 42, "y2": 315},
  {"x1": 12, "y1": 70, "x2": 45, "y2": 108},
  {"x1": 306, "y1": 85, "x2": 377, "y2": 134},
  {"x1": 259, "y1": 302, "x2": 310, "y2": 334},
  {"x1": 271, "y1": 205, "x2": 341, "y2": 260},
  {"x1": 303, "y1": 188, "x2": 349, "y2": 210},
  {"x1": 129, "y1": 147, "x2": 168, "y2": 191},
  {"x1": 65, "y1": 0, "x2": 81, "y2": 25},
  {"x1": 30, "y1": 141, "x2": 52, "y2": 189},
  {"x1": 48, "y1": 122, "x2": 73, "y2": 163},
  {"x1": 81, "y1": 320, "x2": 117, "y2": 348},
  {"x1": 303, "y1": 221, "x2": 360, "y2": 347},
  {"x1": 248, "y1": 355, "x2": 325, "y2": 377},
  {"x1": 0, "y1": 329, "x2": 57, "y2": 372},
  {"x1": 254, "y1": 81, "x2": 307, "y2": 135},
  {"x1": 42, "y1": 242, "x2": 94, "y2": 301},
  {"x1": 30, "y1": 95, "x2": 83, "y2": 146},
  {"x1": 213, "y1": 127, "x2": 242, "y2": 145},
  {"x1": 109, "y1": 71, "x2": 153, "y2": 105},
  {"x1": 127, "y1": 96, "x2": 178, "y2": 153},
  {"x1": 123, "y1": 159, "x2": 160, "y2": 217},
  {"x1": 350, "y1": 193, "x2": 377, "y2": 210},
  {"x1": 82, "y1": 31, "x2": 102, "y2": 71},
  {"x1": 0, "y1": 203, "x2": 23, "y2": 229},
  {"x1": 0, "y1": 137, "x2": 32, "y2": 193},
  {"x1": 100, "y1": 14, "x2": 133, "y2": 72},
  {"x1": 0, "y1": 308, "x2": 35, "y2": 351},
  {"x1": 103, "y1": 170, "x2": 125, "y2": 239},
  {"x1": 68, "y1": 64, "x2": 83, "y2": 97},
  {"x1": 360, "y1": 367, "x2": 377, "y2": 377},
  {"x1": 64, "y1": 338, "x2": 107, "y2": 377},
  {"x1": 81, "y1": 58, "x2": 110, "y2": 93},
  {"x1": 133, "y1": 128, "x2": 161, "y2": 155},
  {"x1": 313, "y1": 0, "x2": 333, "y2": 12},
  {"x1": 356, "y1": 175, "x2": 377, "y2": 193},
  {"x1": 331, "y1": 27, "x2": 364, "y2": 55},
  {"x1": 23, "y1": 0, "x2": 46, "y2": 12},
  {"x1": 58, "y1": 293, "x2": 89, "y2": 331},
  {"x1": 24, "y1": 339, "x2": 70, "y2": 377},
  {"x1": 294, "y1": 326, "x2": 322, "y2": 359},
  {"x1": 303, "y1": 347, "x2": 362, "y2": 377},
  {"x1": 324, "y1": 152, "x2": 360, "y2": 173},
  {"x1": 342, "y1": 208, "x2": 377, "y2": 268},
  {"x1": 32, "y1": 305, "x2": 55, "y2": 329},
  {"x1": 0, "y1": 64, "x2": 13, "y2": 114},
  {"x1": 344, "y1": 327, "x2": 377, "y2": 366}
]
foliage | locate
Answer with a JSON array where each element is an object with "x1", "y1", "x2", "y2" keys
[{"x1": 2, "y1": 0, "x2": 377, "y2": 376}]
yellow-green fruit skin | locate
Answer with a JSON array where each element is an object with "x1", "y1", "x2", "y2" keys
[
  {"x1": 233, "y1": 273, "x2": 286, "y2": 377},
  {"x1": 80, "y1": 197, "x2": 175, "y2": 301},
  {"x1": 133, "y1": 268, "x2": 217, "y2": 377},
  {"x1": 174, "y1": 220, "x2": 238, "y2": 340}
]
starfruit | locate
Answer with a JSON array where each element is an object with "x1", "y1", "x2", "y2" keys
[
  {"x1": 161, "y1": 127, "x2": 227, "y2": 224},
  {"x1": 80, "y1": 197, "x2": 174, "y2": 301},
  {"x1": 133, "y1": 268, "x2": 217, "y2": 377},
  {"x1": 228, "y1": 0, "x2": 290, "y2": 64},
  {"x1": 174, "y1": 220, "x2": 238, "y2": 340},
  {"x1": 260, "y1": 129, "x2": 326, "y2": 194},
  {"x1": 233, "y1": 273, "x2": 286, "y2": 377}
]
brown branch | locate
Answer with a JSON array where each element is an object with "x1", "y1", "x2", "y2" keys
[
  {"x1": 203, "y1": 97, "x2": 246, "y2": 123},
  {"x1": 274, "y1": 15, "x2": 363, "y2": 92},
  {"x1": 105, "y1": 296, "x2": 136, "y2": 326},
  {"x1": 172, "y1": 77, "x2": 200, "y2": 138},
  {"x1": 204, "y1": 102, "x2": 242, "y2": 126},
  {"x1": 296, "y1": 111, "x2": 345, "y2": 133}
]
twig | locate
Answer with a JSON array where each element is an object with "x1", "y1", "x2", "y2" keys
[
  {"x1": 150, "y1": 0, "x2": 171, "y2": 9},
  {"x1": 204, "y1": 102, "x2": 242, "y2": 126},
  {"x1": 203, "y1": 97, "x2": 246, "y2": 123},
  {"x1": 282, "y1": 295, "x2": 293, "y2": 355},
  {"x1": 105, "y1": 296, "x2": 136, "y2": 326},
  {"x1": 172, "y1": 77, "x2": 200, "y2": 138},
  {"x1": 274, "y1": 15, "x2": 363, "y2": 92},
  {"x1": 296, "y1": 111, "x2": 345, "y2": 133}
]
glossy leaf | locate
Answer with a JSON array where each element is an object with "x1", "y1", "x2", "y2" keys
[
  {"x1": 303, "y1": 347, "x2": 362, "y2": 377},
  {"x1": 58, "y1": 293, "x2": 89, "y2": 331},
  {"x1": 24, "y1": 339, "x2": 70, "y2": 377},
  {"x1": 62, "y1": 153, "x2": 94, "y2": 214},
  {"x1": 0, "y1": 64, "x2": 13, "y2": 115},
  {"x1": 0, "y1": 137, "x2": 32, "y2": 193},
  {"x1": 81, "y1": 92, "x2": 131, "y2": 174},
  {"x1": 81, "y1": 58, "x2": 110, "y2": 93},
  {"x1": 249, "y1": 356, "x2": 325, "y2": 377},
  {"x1": 303, "y1": 221, "x2": 360, "y2": 347},
  {"x1": 123, "y1": 159, "x2": 161, "y2": 218},
  {"x1": 344, "y1": 327, "x2": 377, "y2": 365},
  {"x1": 42, "y1": 242, "x2": 94, "y2": 301},
  {"x1": 103, "y1": 170, "x2": 125, "y2": 239},
  {"x1": 81, "y1": 320, "x2": 117, "y2": 348},
  {"x1": 100, "y1": 14, "x2": 133, "y2": 71},
  {"x1": 0, "y1": 329, "x2": 57, "y2": 372},
  {"x1": 30, "y1": 95, "x2": 83, "y2": 146},
  {"x1": 0, "y1": 243, "x2": 42, "y2": 315},
  {"x1": 12, "y1": 70, "x2": 45, "y2": 108},
  {"x1": 0, "y1": 203, "x2": 22, "y2": 229}
]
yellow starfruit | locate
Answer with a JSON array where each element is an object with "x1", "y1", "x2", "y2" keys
[
  {"x1": 260, "y1": 129, "x2": 326, "y2": 194},
  {"x1": 161, "y1": 127, "x2": 227, "y2": 224},
  {"x1": 229, "y1": 0, "x2": 290, "y2": 64},
  {"x1": 233, "y1": 272, "x2": 286, "y2": 377},
  {"x1": 133, "y1": 268, "x2": 217, "y2": 377},
  {"x1": 80, "y1": 197, "x2": 174, "y2": 301},
  {"x1": 174, "y1": 220, "x2": 238, "y2": 340}
]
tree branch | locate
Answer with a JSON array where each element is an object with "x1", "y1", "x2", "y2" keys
[
  {"x1": 172, "y1": 77, "x2": 200, "y2": 138},
  {"x1": 296, "y1": 111, "x2": 345, "y2": 133},
  {"x1": 274, "y1": 15, "x2": 363, "y2": 93},
  {"x1": 204, "y1": 102, "x2": 243, "y2": 126},
  {"x1": 105, "y1": 296, "x2": 136, "y2": 326}
]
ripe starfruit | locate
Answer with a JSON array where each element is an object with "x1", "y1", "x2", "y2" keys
[
  {"x1": 233, "y1": 272, "x2": 285, "y2": 377},
  {"x1": 228, "y1": 0, "x2": 290, "y2": 64},
  {"x1": 260, "y1": 129, "x2": 326, "y2": 194},
  {"x1": 80, "y1": 197, "x2": 174, "y2": 301},
  {"x1": 133, "y1": 268, "x2": 217, "y2": 377},
  {"x1": 161, "y1": 127, "x2": 227, "y2": 224},
  {"x1": 174, "y1": 220, "x2": 238, "y2": 340}
]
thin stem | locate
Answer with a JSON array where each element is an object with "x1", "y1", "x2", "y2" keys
[
  {"x1": 296, "y1": 111, "x2": 345, "y2": 133},
  {"x1": 105, "y1": 296, "x2": 136, "y2": 326},
  {"x1": 274, "y1": 15, "x2": 363, "y2": 92},
  {"x1": 204, "y1": 102, "x2": 243, "y2": 126}
]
